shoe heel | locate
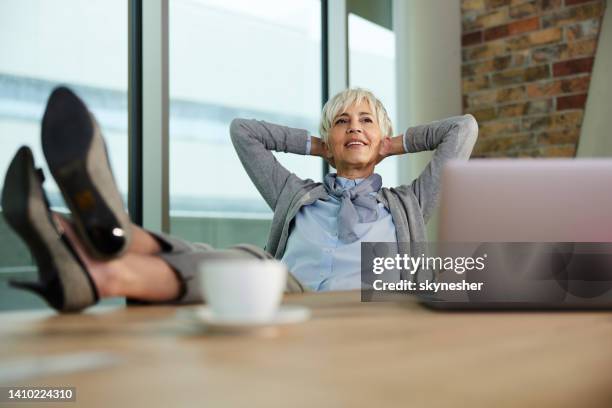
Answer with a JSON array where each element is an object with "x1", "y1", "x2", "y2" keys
[
  {"x1": 9, "y1": 279, "x2": 64, "y2": 311},
  {"x1": 54, "y1": 161, "x2": 127, "y2": 257}
]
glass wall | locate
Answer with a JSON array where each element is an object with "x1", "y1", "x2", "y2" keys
[
  {"x1": 0, "y1": 0, "x2": 128, "y2": 309},
  {"x1": 169, "y1": 0, "x2": 322, "y2": 247},
  {"x1": 348, "y1": 12, "x2": 398, "y2": 187}
]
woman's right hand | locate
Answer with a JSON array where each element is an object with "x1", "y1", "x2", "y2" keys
[{"x1": 310, "y1": 136, "x2": 336, "y2": 168}]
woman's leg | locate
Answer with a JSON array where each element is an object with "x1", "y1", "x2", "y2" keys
[
  {"x1": 54, "y1": 214, "x2": 306, "y2": 304},
  {"x1": 126, "y1": 223, "x2": 163, "y2": 255},
  {"x1": 56, "y1": 215, "x2": 181, "y2": 302}
]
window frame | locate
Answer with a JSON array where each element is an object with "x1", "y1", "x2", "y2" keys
[{"x1": 130, "y1": 0, "x2": 350, "y2": 233}]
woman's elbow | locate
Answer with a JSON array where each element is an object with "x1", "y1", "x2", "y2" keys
[
  {"x1": 229, "y1": 118, "x2": 248, "y2": 142},
  {"x1": 461, "y1": 114, "x2": 479, "y2": 145}
]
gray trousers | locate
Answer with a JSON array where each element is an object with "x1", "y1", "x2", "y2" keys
[{"x1": 149, "y1": 231, "x2": 306, "y2": 304}]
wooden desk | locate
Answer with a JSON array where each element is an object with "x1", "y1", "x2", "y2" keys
[{"x1": 1, "y1": 292, "x2": 611, "y2": 407}]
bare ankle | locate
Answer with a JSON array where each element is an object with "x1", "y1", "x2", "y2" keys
[
  {"x1": 127, "y1": 224, "x2": 163, "y2": 255},
  {"x1": 91, "y1": 259, "x2": 128, "y2": 298}
]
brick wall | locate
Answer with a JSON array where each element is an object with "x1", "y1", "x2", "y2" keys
[{"x1": 461, "y1": 0, "x2": 606, "y2": 157}]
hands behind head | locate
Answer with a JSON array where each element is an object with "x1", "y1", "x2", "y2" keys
[
  {"x1": 376, "y1": 136, "x2": 393, "y2": 165},
  {"x1": 320, "y1": 142, "x2": 336, "y2": 168},
  {"x1": 311, "y1": 135, "x2": 398, "y2": 169},
  {"x1": 310, "y1": 136, "x2": 336, "y2": 168}
]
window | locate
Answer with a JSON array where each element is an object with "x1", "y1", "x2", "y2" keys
[
  {"x1": 348, "y1": 11, "x2": 398, "y2": 187},
  {"x1": 169, "y1": 0, "x2": 322, "y2": 246},
  {"x1": 0, "y1": 0, "x2": 398, "y2": 310},
  {"x1": 0, "y1": 0, "x2": 128, "y2": 309}
]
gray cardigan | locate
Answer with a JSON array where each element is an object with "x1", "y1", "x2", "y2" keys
[{"x1": 230, "y1": 115, "x2": 478, "y2": 259}]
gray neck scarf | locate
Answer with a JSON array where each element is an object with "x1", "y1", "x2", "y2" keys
[{"x1": 323, "y1": 173, "x2": 383, "y2": 243}]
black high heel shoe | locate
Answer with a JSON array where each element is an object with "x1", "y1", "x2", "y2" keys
[
  {"x1": 42, "y1": 86, "x2": 131, "y2": 259},
  {"x1": 2, "y1": 146, "x2": 99, "y2": 312}
]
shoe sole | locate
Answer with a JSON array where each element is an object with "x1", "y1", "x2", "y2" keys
[
  {"x1": 2, "y1": 146, "x2": 97, "y2": 312},
  {"x1": 42, "y1": 87, "x2": 131, "y2": 259}
]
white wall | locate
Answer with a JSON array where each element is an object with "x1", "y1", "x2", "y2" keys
[
  {"x1": 393, "y1": 0, "x2": 463, "y2": 240},
  {"x1": 577, "y1": 3, "x2": 612, "y2": 158}
]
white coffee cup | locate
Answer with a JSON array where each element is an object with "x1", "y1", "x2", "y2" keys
[{"x1": 199, "y1": 259, "x2": 287, "y2": 322}]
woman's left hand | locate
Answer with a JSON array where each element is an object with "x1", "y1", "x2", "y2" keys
[{"x1": 377, "y1": 135, "x2": 404, "y2": 164}]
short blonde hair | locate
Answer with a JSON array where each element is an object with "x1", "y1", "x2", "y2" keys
[{"x1": 319, "y1": 88, "x2": 393, "y2": 143}]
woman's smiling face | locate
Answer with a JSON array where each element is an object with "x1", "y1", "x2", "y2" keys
[{"x1": 326, "y1": 100, "x2": 383, "y2": 172}]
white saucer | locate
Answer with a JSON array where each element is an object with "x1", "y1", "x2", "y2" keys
[{"x1": 182, "y1": 305, "x2": 311, "y2": 332}]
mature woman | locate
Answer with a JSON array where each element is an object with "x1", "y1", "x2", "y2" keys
[{"x1": 2, "y1": 87, "x2": 477, "y2": 312}]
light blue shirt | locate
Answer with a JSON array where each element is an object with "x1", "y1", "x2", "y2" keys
[{"x1": 281, "y1": 176, "x2": 397, "y2": 291}]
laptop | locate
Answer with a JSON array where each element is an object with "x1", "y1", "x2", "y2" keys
[{"x1": 420, "y1": 159, "x2": 612, "y2": 310}]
